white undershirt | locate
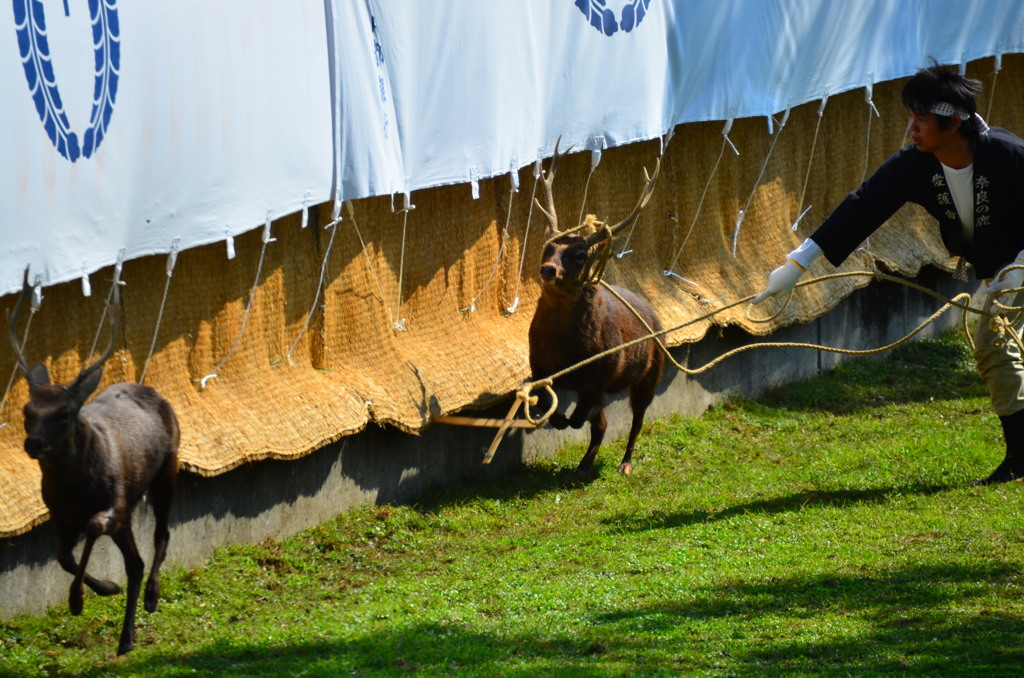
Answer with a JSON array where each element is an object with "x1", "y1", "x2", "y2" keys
[{"x1": 942, "y1": 162, "x2": 974, "y2": 243}]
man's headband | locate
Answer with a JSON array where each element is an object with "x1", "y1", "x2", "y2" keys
[{"x1": 929, "y1": 102, "x2": 990, "y2": 133}]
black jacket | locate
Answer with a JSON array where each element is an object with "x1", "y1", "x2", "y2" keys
[{"x1": 810, "y1": 126, "x2": 1024, "y2": 279}]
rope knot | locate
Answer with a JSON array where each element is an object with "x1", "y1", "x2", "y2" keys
[
  {"x1": 989, "y1": 315, "x2": 1011, "y2": 349},
  {"x1": 520, "y1": 381, "x2": 557, "y2": 426}
]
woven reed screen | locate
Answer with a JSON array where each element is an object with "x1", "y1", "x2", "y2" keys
[{"x1": 2, "y1": 57, "x2": 1021, "y2": 537}]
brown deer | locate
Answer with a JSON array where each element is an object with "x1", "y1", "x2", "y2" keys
[
  {"x1": 528, "y1": 140, "x2": 664, "y2": 475},
  {"x1": 8, "y1": 269, "x2": 179, "y2": 655}
]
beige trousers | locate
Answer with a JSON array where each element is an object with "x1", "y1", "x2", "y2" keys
[{"x1": 972, "y1": 287, "x2": 1024, "y2": 416}]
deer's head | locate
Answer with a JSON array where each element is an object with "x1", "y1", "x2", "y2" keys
[
  {"x1": 9, "y1": 268, "x2": 118, "y2": 460},
  {"x1": 535, "y1": 137, "x2": 659, "y2": 298}
]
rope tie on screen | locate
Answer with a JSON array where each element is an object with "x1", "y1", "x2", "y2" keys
[
  {"x1": 862, "y1": 83, "x2": 882, "y2": 182},
  {"x1": 462, "y1": 172, "x2": 517, "y2": 314},
  {"x1": 345, "y1": 199, "x2": 394, "y2": 325},
  {"x1": 139, "y1": 240, "x2": 178, "y2": 385},
  {"x1": 506, "y1": 157, "x2": 544, "y2": 314},
  {"x1": 576, "y1": 136, "x2": 605, "y2": 231},
  {"x1": 858, "y1": 84, "x2": 883, "y2": 258},
  {"x1": 308, "y1": 193, "x2": 407, "y2": 336},
  {"x1": 732, "y1": 108, "x2": 790, "y2": 257},
  {"x1": 664, "y1": 118, "x2": 737, "y2": 286},
  {"x1": 0, "y1": 274, "x2": 42, "y2": 429},
  {"x1": 617, "y1": 129, "x2": 672, "y2": 259},
  {"x1": 391, "y1": 192, "x2": 414, "y2": 332},
  {"x1": 88, "y1": 248, "x2": 126, "y2": 357},
  {"x1": 790, "y1": 87, "x2": 830, "y2": 235},
  {"x1": 199, "y1": 214, "x2": 276, "y2": 389},
  {"x1": 986, "y1": 53, "x2": 1002, "y2": 121},
  {"x1": 282, "y1": 205, "x2": 342, "y2": 367}
]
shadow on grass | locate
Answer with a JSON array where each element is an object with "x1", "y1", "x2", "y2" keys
[
  {"x1": 756, "y1": 336, "x2": 988, "y2": 416},
  {"x1": 593, "y1": 562, "x2": 1024, "y2": 676},
  {"x1": 601, "y1": 482, "x2": 955, "y2": 534},
  {"x1": 412, "y1": 462, "x2": 600, "y2": 515},
  {"x1": 759, "y1": 373, "x2": 989, "y2": 416},
  {"x1": 67, "y1": 563, "x2": 1023, "y2": 678}
]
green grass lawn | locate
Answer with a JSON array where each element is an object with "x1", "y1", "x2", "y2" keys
[{"x1": 1, "y1": 332, "x2": 1022, "y2": 677}]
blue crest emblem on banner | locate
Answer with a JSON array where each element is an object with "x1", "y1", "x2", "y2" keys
[
  {"x1": 12, "y1": 0, "x2": 120, "y2": 162},
  {"x1": 575, "y1": 0, "x2": 652, "y2": 36}
]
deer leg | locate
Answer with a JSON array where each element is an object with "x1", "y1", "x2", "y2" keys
[
  {"x1": 548, "y1": 411, "x2": 570, "y2": 429},
  {"x1": 567, "y1": 391, "x2": 603, "y2": 430},
  {"x1": 576, "y1": 408, "x2": 607, "y2": 474},
  {"x1": 529, "y1": 385, "x2": 570, "y2": 430},
  {"x1": 145, "y1": 463, "x2": 176, "y2": 613},
  {"x1": 70, "y1": 508, "x2": 123, "y2": 615},
  {"x1": 619, "y1": 362, "x2": 661, "y2": 475},
  {"x1": 68, "y1": 533, "x2": 99, "y2": 616},
  {"x1": 69, "y1": 510, "x2": 117, "y2": 614},
  {"x1": 53, "y1": 526, "x2": 120, "y2": 598},
  {"x1": 619, "y1": 411, "x2": 646, "y2": 476},
  {"x1": 111, "y1": 522, "x2": 145, "y2": 656}
]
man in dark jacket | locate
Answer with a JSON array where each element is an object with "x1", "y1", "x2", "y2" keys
[{"x1": 754, "y1": 64, "x2": 1024, "y2": 485}]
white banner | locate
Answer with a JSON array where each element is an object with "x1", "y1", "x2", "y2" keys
[
  {"x1": 364, "y1": 0, "x2": 1024, "y2": 196},
  {"x1": 0, "y1": 0, "x2": 333, "y2": 295},
  {"x1": 662, "y1": 0, "x2": 1024, "y2": 124},
  {"x1": 365, "y1": 0, "x2": 674, "y2": 195},
  {"x1": 3, "y1": 1, "x2": 1023, "y2": 295}
]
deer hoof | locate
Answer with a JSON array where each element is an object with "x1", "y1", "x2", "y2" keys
[
  {"x1": 96, "y1": 580, "x2": 121, "y2": 596},
  {"x1": 549, "y1": 413, "x2": 570, "y2": 430},
  {"x1": 144, "y1": 583, "x2": 159, "y2": 613},
  {"x1": 618, "y1": 462, "x2": 632, "y2": 475},
  {"x1": 117, "y1": 627, "x2": 136, "y2": 656},
  {"x1": 68, "y1": 592, "x2": 84, "y2": 616},
  {"x1": 574, "y1": 461, "x2": 595, "y2": 478}
]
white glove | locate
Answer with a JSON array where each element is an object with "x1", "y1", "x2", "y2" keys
[
  {"x1": 752, "y1": 260, "x2": 805, "y2": 304},
  {"x1": 752, "y1": 238, "x2": 823, "y2": 304},
  {"x1": 982, "y1": 252, "x2": 1024, "y2": 309}
]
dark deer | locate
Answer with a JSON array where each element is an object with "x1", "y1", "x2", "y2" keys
[
  {"x1": 528, "y1": 140, "x2": 664, "y2": 475},
  {"x1": 8, "y1": 269, "x2": 179, "y2": 655}
]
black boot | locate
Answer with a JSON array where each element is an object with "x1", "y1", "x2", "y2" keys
[{"x1": 974, "y1": 409, "x2": 1024, "y2": 485}]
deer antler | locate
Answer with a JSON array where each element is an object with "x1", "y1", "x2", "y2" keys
[
  {"x1": 68, "y1": 280, "x2": 121, "y2": 393},
  {"x1": 535, "y1": 136, "x2": 573, "y2": 237},
  {"x1": 8, "y1": 267, "x2": 35, "y2": 380},
  {"x1": 586, "y1": 156, "x2": 661, "y2": 246}
]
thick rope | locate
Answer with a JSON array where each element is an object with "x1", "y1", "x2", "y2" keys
[{"x1": 518, "y1": 269, "x2": 1023, "y2": 428}]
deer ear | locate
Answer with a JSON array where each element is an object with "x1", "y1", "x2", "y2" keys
[
  {"x1": 28, "y1": 363, "x2": 50, "y2": 386},
  {"x1": 72, "y1": 367, "x2": 104, "y2": 401}
]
